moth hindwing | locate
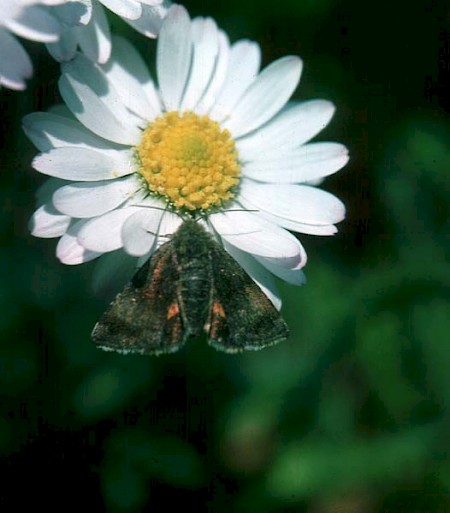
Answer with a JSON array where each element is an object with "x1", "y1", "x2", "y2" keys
[{"x1": 91, "y1": 220, "x2": 289, "y2": 355}]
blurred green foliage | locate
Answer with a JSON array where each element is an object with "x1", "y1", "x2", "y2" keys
[{"x1": 1, "y1": 0, "x2": 449, "y2": 511}]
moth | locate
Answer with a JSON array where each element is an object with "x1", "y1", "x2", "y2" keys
[{"x1": 91, "y1": 219, "x2": 289, "y2": 354}]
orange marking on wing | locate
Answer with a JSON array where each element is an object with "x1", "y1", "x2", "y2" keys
[
  {"x1": 212, "y1": 301, "x2": 225, "y2": 319},
  {"x1": 144, "y1": 254, "x2": 170, "y2": 300},
  {"x1": 167, "y1": 314, "x2": 183, "y2": 346},
  {"x1": 167, "y1": 302, "x2": 180, "y2": 320}
]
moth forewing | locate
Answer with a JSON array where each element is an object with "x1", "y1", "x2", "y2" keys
[{"x1": 91, "y1": 220, "x2": 289, "y2": 354}]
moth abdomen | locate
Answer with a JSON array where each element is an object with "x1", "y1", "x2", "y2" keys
[{"x1": 179, "y1": 266, "x2": 212, "y2": 331}]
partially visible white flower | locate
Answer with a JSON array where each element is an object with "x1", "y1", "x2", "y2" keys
[
  {"x1": 122, "y1": 0, "x2": 170, "y2": 38},
  {"x1": 47, "y1": 0, "x2": 171, "y2": 64},
  {"x1": 24, "y1": 5, "x2": 348, "y2": 308},
  {"x1": 0, "y1": 0, "x2": 83, "y2": 90}
]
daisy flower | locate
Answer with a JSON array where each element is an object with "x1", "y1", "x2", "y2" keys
[
  {"x1": 47, "y1": 0, "x2": 171, "y2": 64},
  {"x1": 0, "y1": 0, "x2": 83, "y2": 90},
  {"x1": 24, "y1": 5, "x2": 348, "y2": 308}
]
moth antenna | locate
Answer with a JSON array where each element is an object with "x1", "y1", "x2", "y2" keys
[
  {"x1": 133, "y1": 203, "x2": 169, "y2": 213},
  {"x1": 143, "y1": 206, "x2": 189, "y2": 240},
  {"x1": 196, "y1": 204, "x2": 261, "y2": 242},
  {"x1": 135, "y1": 201, "x2": 193, "y2": 221},
  {"x1": 220, "y1": 208, "x2": 259, "y2": 213}
]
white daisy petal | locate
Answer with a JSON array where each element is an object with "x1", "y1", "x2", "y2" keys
[
  {"x1": 124, "y1": 2, "x2": 168, "y2": 38},
  {"x1": 77, "y1": 206, "x2": 142, "y2": 252},
  {"x1": 257, "y1": 283, "x2": 281, "y2": 311},
  {"x1": 51, "y1": 0, "x2": 91, "y2": 26},
  {"x1": 40, "y1": 1, "x2": 71, "y2": 6},
  {"x1": 47, "y1": 104, "x2": 73, "y2": 118},
  {"x1": 243, "y1": 143, "x2": 349, "y2": 183},
  {"x1": 0, "y1": 27, "x2": 32, "y2": 90},
  {"x1": 32, "y1": 147, "x2": 133, "y2": 181},
  {"x1": 53, "y1": 176, "x2": 142, "y2": 218},
  {"x1": 221, "y1": 241, "x2": 282, "y2": 310},
  {"x1": 195, "y1": 30, "x2": 230, "y2": 115},
  {"x1": 129, "y1": 194, "x2": 165, "y2": 209},
  {"x1": 75, "y1": 0, "x2": 111, "y2": 64},
  {"x1": 157, "y1": 5, "x2": 192, "y2": 111},
  {"x1": 293, "y1": 223, "x2": 339, "y2": 236},
  {"x1": 122, "y1": 209, "x2": 162, "y2": 256},
  {"x1": 57, "y1": 220, "x2": 102, "y2": 265},
  {"x1": 1, "y1": 0, "x2": 92, "y2": 88},
  {"x1": 257, "y1": 213, "x2": 339, "y2": 236},
  {"x1": 142, "y1": 79, "x2": 163, "y2": 118},
  {"x1": 4, "y1": 3, "x2": 61, "y2": 43},
  {"x1": 209, "y1": 210, "x2": 303, "y2": 266},
  {"x1": 156, "y1": 211, "x2": 183, "y2": 242},
  {"x1": 23, "y1": 112, "x2": 135, "y2": 176},
  {"x1": 138, "y1": 0, "x2": 165, "y2": 5},
  {"x1": 303, "y1": 177, "x2": 324, "y2": 187},
  {"x1": 208, "y1": 39, "x2": 261, "y2": 122},
  {"x1": 62, "y1": 52, "x2": 135, "y2": 122},
  {"x1": 237, "y1": 100, "x2": 336, "y2": 160},
  {"x1": 59, "y1": 55, "x2": 141, "y2": 145},
  {"x1": 255, "y1": 256, "x2": 307, "y2": 285},
  {"x1": 46, "y1": 27, "x2": 78, "y2": 62},
  {"x1": 23, "y1": 112, "x2": 123, "y2": 153},
  {"x1": 241, "y1": 201, "x2": 340, "y2": 235},
  {"x1": 256, "y1": 234, "x2": 308, "y2": 269},
  {"x1": 92, "y1": 250, "x2": 139, "y2": 298},
  {"x1": 240, "y1": 181, "x2": 346, "y2": 227},
  {"x1": 100, "y1": 0, "x2": 142, "y2": 20},
  {"x1": 223, "y1": 56, "x2": 302, "y2": 138},
  {"x1": 179, "y1": 17, "x2": 220, "y2": 111},
  {"x1": 102, "y1": 36, "x2": 159, "y2": 121},
  {"x1": 45, "y1": 6, "x2": 95, "y2": 63},
  {"x1": 123, "y1": 207, "x2": 183, "y2": 248},
  {"x1": 29, "y1": 203, "x2": 71, "y2": 238}
]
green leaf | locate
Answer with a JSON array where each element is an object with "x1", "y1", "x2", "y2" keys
[
  {"x1": 355, "y1": 311, "x2": 423, "y2": 422},
  {"x1": 268, "y1": 425, "x2": 437, "y2": 499},
  {"x1": 72, "y1": 356, "x2": 153, "y2": 419},
  {"x1": 412, "y1": 300, "x2": 450, "y2": 405},
  {"x1": 102, "y1": 429, "x2": 204, "y2": 510}
]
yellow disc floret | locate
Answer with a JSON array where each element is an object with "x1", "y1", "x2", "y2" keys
[{"x1": 136, "y1": 111, "x2": 240, "y2": 212}]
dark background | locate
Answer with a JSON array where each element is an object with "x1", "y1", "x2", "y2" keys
[{"x1": 1, "y1": 0, "x2": 449, "y2": 511}]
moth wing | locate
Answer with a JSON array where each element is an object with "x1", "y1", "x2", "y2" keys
[
  {"x1": 206, "y1": 243, "x2": 289, "y2": 352},
  {"x1": 91, "y1": 242, "x2": 187, "y2": 355}
]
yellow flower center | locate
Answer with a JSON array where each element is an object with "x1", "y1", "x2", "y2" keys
[{"x1": 136, "y1": 111, "x2": 240, "y2": 212}]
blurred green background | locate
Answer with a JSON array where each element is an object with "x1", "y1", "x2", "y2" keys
[{"x1": 1, "y1": 0, "x2": 449, "y2": 511}]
